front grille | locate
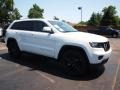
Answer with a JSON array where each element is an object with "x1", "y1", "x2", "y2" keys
[{"x1": 102, "y1": 42, "x2": 110, "y2": 51}]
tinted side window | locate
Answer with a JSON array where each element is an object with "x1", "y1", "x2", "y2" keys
[
  {"x1": 11, "y1": 22, "x2": 21, "y2": 30},
  {"x1": 34, "y1": 21, "x2": 48, "y2": 32},
  {"x1": 11, "y1": 21, "x2": 33, "y2": 31}
]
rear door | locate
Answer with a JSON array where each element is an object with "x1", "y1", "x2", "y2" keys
[{"x1": 10, "y1": 21, "x2": 34, "y2": 52}]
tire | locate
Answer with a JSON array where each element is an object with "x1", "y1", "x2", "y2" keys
[
  {"x1": 7, "y1": 41, "x2": 21, "y2": 58},
  {"x1": 60, "y1": 49, "x2": 89, "y2": 76},
  {"x1": 112, "y1": 34, "x2": 118, "y2": 38}
]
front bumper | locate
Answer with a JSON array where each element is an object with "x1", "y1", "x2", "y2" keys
[
  {"x1": 88, "y1": 47, "x2": 112, "y2": 64},
  {"x1": 90, "y1": 58, "x2": 109, "y2": 66}
]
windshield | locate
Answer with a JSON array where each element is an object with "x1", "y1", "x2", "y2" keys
[{"x1": 49, "y1": 21, "x2": 77, "y2": 32}]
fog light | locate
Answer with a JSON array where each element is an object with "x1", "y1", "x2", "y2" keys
[{"x1": 98, "y1": 56, "x2": 103, "y2": 60}]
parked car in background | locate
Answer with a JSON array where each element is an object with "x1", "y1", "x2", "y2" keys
[
  {"x1": 116, "y1": 29, "x2": 120, "y2": 34},
  {"x1": 2, "y1": 24, "x2": 10, "y2": 37},
  {"x1": 0, "y1": 24, "x2": 10, "y2": 42},
  {"x1": 87, "y1": 26, "x2": 120, "y2": 38},
  {"x1": 0, "y1": 27, "x2": 2, "y2": 37},
  {"x1": 0, "y1": 27, "x2": 3, "y2": 42}
]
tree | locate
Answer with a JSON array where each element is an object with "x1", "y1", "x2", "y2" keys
[
  {"x1": 96, "y1": 13, "x2": 102, "y2": 25},
  {"x1": 9, "y1": 8, "x2": 22, "y2": 20},
  {"x1": 119, "y1": 17, "x2": 120, "y2": 25},
  {"x1": 87, "y1": 13, "x2": 96, "y2": 26},
  {"x1": 100, "y1": 5, "x2": 118, "y2": 26},
  {"x1": 79, "y1": 21, "x2": 87, "y2": 25},
  {"x1": 0, "y1": 0, "x2": 14, "y2": 23},
  {"x1": 28, "y1": 4, "x2": 44, "y2": 18},
  {"x1": 87, "y1": 12, "x2": 102, "y2": 26}
]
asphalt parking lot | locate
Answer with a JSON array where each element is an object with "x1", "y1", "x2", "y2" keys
[{"x1": 0, "y1": 38, "x2": 120, "y2": 90}]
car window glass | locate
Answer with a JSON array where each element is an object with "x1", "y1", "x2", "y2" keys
[
  {"x1": 11, "y1": 22, "x2": 20, "y2": 30},
  {"x1": 11, "y1": 21, "x2": 33, "y2": 31},
  {"x1": 22, "y1": 21, "x2": 33, "y2": 31},
  {"x1": 34, "y1": 21, "x2": 48, "y2": 32}
]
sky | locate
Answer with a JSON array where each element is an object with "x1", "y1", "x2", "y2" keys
[{"x1": 14, "y1": 0, "x2": 120, "y2": 23}]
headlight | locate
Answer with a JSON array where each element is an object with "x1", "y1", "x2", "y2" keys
[{"x1": 89, "y1": 42, "x2": 103, "y2": 48}]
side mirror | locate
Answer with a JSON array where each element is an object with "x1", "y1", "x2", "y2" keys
[{"x1": 43, "y1": 27, "x2": 54, "y2": 34}]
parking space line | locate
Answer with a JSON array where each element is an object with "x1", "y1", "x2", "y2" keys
[
  {"x1": 0, "y1": 57, "x2": 2, "y2": 59},
  {"x1": 112, "y1": 59, "x2": 120, "y2": 90},
  {"x1": 35, "y1": 71, "x2": 55, "y2": 83},
  {"x1": 0, "y1": 67, "x2": 27, "y2": 80}
]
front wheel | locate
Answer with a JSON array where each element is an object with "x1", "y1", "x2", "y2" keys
[{"x1": 60, "y1": 50, "x2": 89, "y2": 76}]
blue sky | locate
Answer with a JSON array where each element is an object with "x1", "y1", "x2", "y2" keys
[{"x1": 14, "y1": 0, "x2": 120, "y2": 23}]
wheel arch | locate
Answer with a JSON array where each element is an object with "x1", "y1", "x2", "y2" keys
[
  {"x1": 7, "y1": 38, "x2": 18, "y2": 47},
  {"x1": 58, "y1": 45, "x2": 90, "y2": 63}
]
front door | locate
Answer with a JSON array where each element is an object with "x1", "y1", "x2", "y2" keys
[{"x1": 29, "y1": 21, "x2": 56, "y2": 57}]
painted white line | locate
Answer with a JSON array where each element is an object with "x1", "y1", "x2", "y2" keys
[
  {"x1": 15, "y1": 64, "x2": 20, "y2": 67},
  {"x1": 0, "y1": 57, "x2": 2, "y2": 59},
  {"x1": 0, "y1": 48, "x2": 7, "y2": 51},
  {"x1": 35, "y1": 71, "x2": 55, "y2": 83},
  {"x1": 112, "y1": 60, "x2": 120, "y2": 90},
  {"x1": 0, "y1": 67, "x2": 27, "y2": 80}
]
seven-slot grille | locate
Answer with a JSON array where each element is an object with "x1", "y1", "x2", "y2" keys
[{"x1": 103, "y1": 42, "x2": 110, "y2": 51}]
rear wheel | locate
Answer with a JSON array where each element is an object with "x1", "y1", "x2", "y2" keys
[
  {"x1": 60, "y1": 49, "x2": 89, "y2": 76},
  {"x1": 112, "y1": 34, "x2": 118, "y2": 38},
  {"x1": 7, "y1": 41, "x2": 21, "y2": 58}
]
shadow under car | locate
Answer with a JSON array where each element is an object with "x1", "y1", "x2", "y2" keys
[{"x1": 0, "y1": 52, "x2": 105, "y2": 81}]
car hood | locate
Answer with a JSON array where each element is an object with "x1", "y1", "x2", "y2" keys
[{"x1": 62, "y1": 32, "x2": 108, "y2": 42}]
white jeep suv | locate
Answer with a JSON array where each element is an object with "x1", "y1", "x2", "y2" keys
[{"x1": 4, "y1": 19, "x2": 112, "y2": 75}]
